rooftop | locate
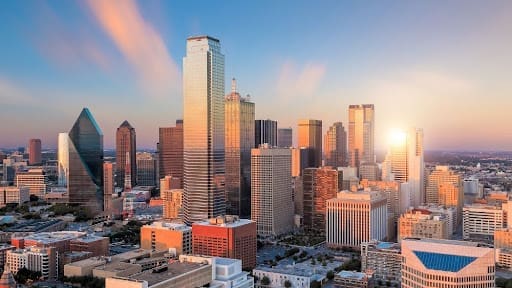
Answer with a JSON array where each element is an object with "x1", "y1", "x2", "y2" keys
[
  {"x1": 413, "y1": 251, "x2": 477, "y2": 272},
  {"x1": 94, "y1": 262, "x2": 140, "y2": 273},
  {"x1": 193, "y1": 215, "x2": 254, "y2": 228},
  {"x1": 215, "y1": 258, "x2": 239, "y2": 266},
  {"x1": 403, "y1": 238, "x2": 481, "y2": 247},
  {"x1": 143, "y1": 222, "x2": 191, "y2": 232},
  {"x1": 187, "y1": 35, "x2": 220, "y2": 42},
  {"x1": 66, "y1": 257, "x2": 106, "y2": 268},
  {"x1": 16, "y1": 231, "x2": 86, "y2": 243},
  {"x1": 336, "y1": 270, "x2": 368, "y2": 280},
  {"x1": 129, "y1": 262, "x2": 210, "y2": 286},
  {"x1": 5, "y1": 219, "x2": 63, "y2": 233}
]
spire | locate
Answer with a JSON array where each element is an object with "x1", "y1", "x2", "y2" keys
[
  {"x1": 119, "y1": 120, "x2": 134, "y2": 129},
  {"x1": 231, "y1": 78, "x2": 237, "y2": 93}
]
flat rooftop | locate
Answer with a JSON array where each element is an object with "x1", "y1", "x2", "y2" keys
[
  {"x1": 94, "y1": 262, "x2": 140, "y2": 273},
  {"x1": 193, "y1": 218, "x2": 254, "y2": 228},
  {"x1": 336, "y1": 270, "x2": 367, "y2": 280},
  {"x1": 129, "y1": 262, "x2": 210, "y2": 286},
  {"x1": 215, "y1": 258, "x2": 239, "y2": 266},
  {"x1": 66, "y1": 257, "x2": 106, "y2": 268},
  {"x1": 402, "y1": 238, "x2": 481, "y2": 247},
  {"x1": 143, "y1": 222, "x2": 191, "y2": 231},
  {"x1": 19, "y1": 231, "x2": 86, "y2": 244},
  {"x1": 5, "y1": 219, "x2": 63, "y2": 232}
]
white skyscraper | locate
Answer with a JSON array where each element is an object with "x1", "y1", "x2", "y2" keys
[
  {"x1": 183, "y1": 36, "x2": 225, "y2": 224},
  {"x1": 251, "y1": 146, "x2": 294, "y2": 236},
  {"x1": 382, "y1": 128, "x2": 424, "y2": 207}
]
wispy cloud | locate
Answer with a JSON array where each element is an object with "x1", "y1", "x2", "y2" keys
[
  {"x1": 33, "y1": 2, "x2": 113, "y2": 72},
  {"x1": 276, "y1": 61, "x2": 326, "y2": 99},
  {"x1": 86, "y1": 0, "x2": 180, "y2": 98}
]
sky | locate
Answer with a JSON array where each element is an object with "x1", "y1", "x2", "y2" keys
[{"x1": 1, "y1": 0, "x2": 511, "y2": 151}]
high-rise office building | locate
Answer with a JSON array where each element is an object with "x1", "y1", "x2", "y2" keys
[
  {"x1": 463, "y1": 203, "x2": 505, "y2": 243},
  {"x1": 361, "y1": 241, "x2": 401, "y2": 285},
  {"x1": 302, "y1": 167, "x2": 342, "y2": 231},
  {"x1": 140, "y1": 222, "x2": 192, "y2": 255},
  {"x1": 326, "y1": 190, "x2": 387, "y2": 248},
  {"x1": 251, "y1": 146, "x2": 294, "y2": 236},
  {"x1": 225, "y1": 78, "x2": 255, "y2": 218},
  {"x1": 298, "y1": 119, "x2": 322, "y2": 167},
  {"x1": 381, "y1": 128, "x2": 425, "y2": 206},
  {"x1": 278, "y1": 128, "x2": 293, "y2": 148},
  {"x1": 324, "y1": 122, "x2": 347, "y2": 168},
  {"x1": 348, "y1": 104, "x2": 374, "y2": 170},
  {"x1": 28, "y1": 139, "x2": 41, "y2": 165},
  {"x1": 65, "y1": 108, "x2": 104, "y2": 212},
  {"x1": 103, "y1": 162, "x2": 114, "y2": 212},
  {"x1": 255, "y1": 119, "x2": 277, "y2": 147},
  {"x1": 401, "y1": 238, "x2": 495, "y2": 288},
  {"x1": 136, "y1": 152, "x2": 157, "y2": 186},
  {"x1": 115, "y1": 121, "x2": 136, "y2": 188},
  {"x1": 291, "y1": 147, "x2": 310, "y2": 177},
  {"x1": 426, "y1": 166, "x2": 462, "y2": 223},
  {"x1": 158, "y1": 120, "x2": 183, "y2": 187},
  {"x1": 183, "y1": 35, "x2": 225, "y2": 224},
  {"x1": 15, "y1": 169, "x2": 47, "y2": 198}
]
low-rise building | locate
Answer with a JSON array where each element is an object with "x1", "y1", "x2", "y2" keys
[
  {"x1": 140, "y1": 222, "x2": 191, "y2": 255},
  {"x1": 495, "y1": 228, "x2": 512, "y2": 249},
  {"x1": 398, "y1": 208, "x2": 448, "y2": 242},
  {"x1": 463, "y1": 203, "x2": 505, "y2": 243},
  {"x1": 252, "y1": 266, "x2": 324, "y2": 288},
  {"x1": 417, "y1": 204, "x2": 457, "y2": 235},
  {"x1": 333, "y1": 270, "x2": 374, "y2": 288},
  {"x1": 360, "y1": 241, "x2": 401, "y2": 284},
  {"x1": 6, "y1": 247, "x2": 57, "y2": 280},
  {"x1": 15, "y1": 169, "x2": 47, "y2": 198},
  {"x1": 0, "y1": 186, "x2": 29, "y2": 207},
  {"x1": 496, "y1": 249, "x2": 512, "y2": 270}
]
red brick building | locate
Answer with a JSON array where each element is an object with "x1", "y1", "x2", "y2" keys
[{"x1": 192, "y1": 215, "x2": 256, "y2": 270}]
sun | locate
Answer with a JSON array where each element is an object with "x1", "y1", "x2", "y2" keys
[{"x1": 388, "y1": 129, "x2": 407, "y2": 146}]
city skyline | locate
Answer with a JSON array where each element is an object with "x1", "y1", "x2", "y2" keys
[{"x1": 1, "y1": 1, "x2": 512, "y2": 151}]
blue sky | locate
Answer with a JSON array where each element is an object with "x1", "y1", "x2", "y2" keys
[{"x1": 1, "y1": 1, "x2": 511, "y2": 150}]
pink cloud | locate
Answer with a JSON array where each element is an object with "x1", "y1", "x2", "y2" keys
[
  {"x1": 86, "y1": 0, "x2": 180, "y2": 98},
  {"x1": 276, "y1": 61, "x2": 326, "y2": 98}
]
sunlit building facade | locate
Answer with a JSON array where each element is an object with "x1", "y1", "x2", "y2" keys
[
  {"x1": 136, "y1": 152, "x2": 157, "y2": 186},
  {"x1": 426, "y1": 166, "x2": 463, "y2": 223},
  {"x1": 298, "y1": 119, "x2": 322, "y2": 168},
  {"x1": 348, "y1": 104, "x2": 374, "y2": 170},
  {"x1": 183, "y1": 35, "x2": 225, "y2": 224},
  {"x1": 302, "y1": 166, "x2": 342, "y2": 231},
  {"x1": 15, "y1": 169, "x2": 47, "y2": 198},
  {"x1": 225, "y1": 78, "x2": 255, "y2": 218},
  {"x1": 103, "y1": 162, "x2": 114, "y2": 212},
  {"x1": 115, "y1": 121, "x2": 136, "y2": 188},
  {"x1": 324, "y1": 122, "x2": 347, "y2": 168},
  {"x1": 158, "y1": 120, "x2": 184, "y2": 187},
  {"x1": 401, "y1": 238, "x2": 495, "y2": 288},
  {"x1": 251, "y1": 146, "x2": 294, "y2": 236}
]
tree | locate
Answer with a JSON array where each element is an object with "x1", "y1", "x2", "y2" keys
[
  {"x1": 310, "y1": 280, "x2": 321, "y2": 288},
  {"x1": 326, "y1": 270, "x2": 335, "y2": 280},
  {"x1": 14, "y1": 268, "x2": 41, "y2": 284},
  {"x1": 261, "y1": 276, "x2": 270, "y2": 286},
  {"x1": 29, "y1": 195, "x2": 39, "y2": 202},
  {"x1": 284, "y1": 280, "x2": 292, "y2": 288}
]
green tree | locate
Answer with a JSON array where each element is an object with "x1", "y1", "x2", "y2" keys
[
  {"x1": 261, "y1": 276, "x2": 270, "y2": 286},
  {"x1": 326, "y1": 270, "x2": 335, "y2": 280},
  {"x1": 284, "y1": 280, "x2": 292, "y2": 288},
  {"x1": 310, "y1": 280, "x2": 321, "y2": 288}
]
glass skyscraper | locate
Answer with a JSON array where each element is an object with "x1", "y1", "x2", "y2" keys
[
  {"x1": 225, "y1": 78, "x2": 255, "y2": 218},
  {"x1": 63, "y1": 108, "x2": 104, "y2": 212},
  {"x1": 255, "y1": 119, "x2": 277, "y2": 147},
  {"x1": 348, "y1": 104, "x2": 375, "y2": 168},
  {"x1": 183, "y1": 35, "x2": 225, "y2": 224}
]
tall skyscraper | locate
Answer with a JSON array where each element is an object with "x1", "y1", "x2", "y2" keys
[
  {"x1": 158, "y1": 120, "x2": 184, "y2": 188},
  {"x1": 251, "y1": 146, "x2": 294, "y2": 236},
  {"x1": 115, "y1": 121, "x2": 136, "y2": 188},
  {"x1": 255, "y1": 119, "x2": 277, "y2": 147},
  {"x1": 65, "y1": 108, "x2": 104, "y2": 212},
  {"x1": 103, "y1": 162, "x2": 114, "y2": 212},
  {"x1": 324, "y1": 122, "x2": 347, "y2": 168},
  {"x1": 278, "y1": 128, "x2": 293, "y2": 148},
  {"x1": 225, "y1": 78, "x2": 255, "y2": 217},
  {"x1": 302, "y1": 167, "x2": 342, "y2": 231},
  {"x1": 382, "y1": 128, "x2": 425, "y2": 206},
  {"x1": 183, "y1": 35, "x2": 225, "y2": 224},
  {"x1": 136, "y1": 152, "x2": 157, "y2": 186},
  {"x1": 28, "y1": 139, "x2": 41, "y2": 165},
  {"x1": 298, "y1": 119, "x2": 322, "y2": 167},
  {"x1": 348, "y1": 104, "x2": 375, "y2": 170},
  {"x1": 326, "y1": 190, "x2": 388, "y2": 248}
]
